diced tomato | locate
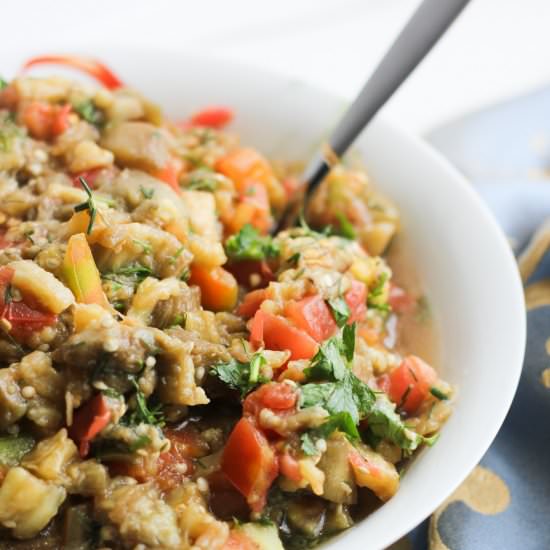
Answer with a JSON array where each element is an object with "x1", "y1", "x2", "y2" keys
[
  {"x1": 345, "y1": 280, "x2": 368, "y2": 323},
  {"x1": 154, "y1": 158, "x2": 182, "y2": 193},
  {"x1": 279, "y1": 453, "x2": 302, "y2": 482},
  {"x1": 71, "y1": 168, "x2": 102, "y2": 188},
  {"x1": 227, "y1": 182, "x2": 273, "y2": 235},
  {"x1": 237, "y1": 289, "x2": 269, "y2": 318},
  {"x1": 69, "y1": 394, "x2": 111, "y2": 457},
  {"x1": 249, "y1": 310, "x2": 318, "y2": 360},
  {"x1": 216, "y1": 148, "x2": 274, "y2": 194},
  {"x1": 227, "y1": 260, "x2": 275, "y2": 289},
  {"x1": 223, "y1": 531, "x2": 259, "y2": 550},
  {"x1": 22, "y1": 55, "x2": 124, "y2": 90},
  {"x1": 243, "y1": 382, "x2": 297, "y2": 419},
  {"x1": 189, "y1": 265, "x2": 238, "y2": 312},
  {"x1": 187, "y1": 107, "x2": 234, "y2": 129},
  {"x1": 221, "y1": 418, "x2": 278, "y2": 513},
  {"x1": 154, "y1": 429, "x2": 199, "y2": 491},
  {"x1": 50, "y1": 103, "x2": 71, "y2": 136},
  {"x1": 387, "y1": 355, "x2": 437, "y2": 414},
  {"x1": 0, "y1": 266, "x2": 57, "y2": 336},
  {"x1": 284, "y1": 295, "x2": 337, "y2": 343},
  {"x1": 388, "y1": 284, "x2": 416, "y2": 314},
  {"x1": 21, "y1": 101, "x2": 72, "y2": 140}
]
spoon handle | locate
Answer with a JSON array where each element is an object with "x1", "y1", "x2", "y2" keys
[{"x1": 302, "y1": 0, "x2": 471, "y2": 193}]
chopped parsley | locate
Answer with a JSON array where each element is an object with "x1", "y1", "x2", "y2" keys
[
  {"x1": 183, "y1": 169, "x2": 218, "y2": 192},
  {"x1": 102, "y1": 263, "x2": 152, "y2": 287},
  {"x1": 335, "y1": 212, "x2": 356, "y2": 239},
  {"x1": 211, "y1": 352, "x2": 268, "y2": 396},
  {"x1": 140, "y1": 186, "x2": 155, "y2": 199},
  {"x1": 299, "y1": 324, "x2": 430, "y2": 453},
  {"x1": 73, "y1": 177, "x2": 97, "y2": 234},
  {"x1": 301, "y1": 411, "x2": 359, "y2": 455},
  {"x1": 225, "y1": 224, "x2": 279, "y2": 262},
  {"x1": 132, "y1": 239, "x2": 153, "y2": 255},
  {"x1": 430, "y1": 387, "x2": 449, "y2": 400},
  {"x1": 0, "y1": 78, "x2": 7, "y2": 90},
  {"x1": 73, "y1": 99, "x2": 104, "y2": 127},
  {"x1": 328, "y1": 297, "x2": 350, "y2": 328},
  {"x1": 367, "y1": 272, "x2": 391, "y2": 313},
  {"x1": 125, "y1": 380, "x2": 165, "y2": 427}
]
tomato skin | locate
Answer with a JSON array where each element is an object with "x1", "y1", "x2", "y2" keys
[
  {"x1": 69, "y1": 394, "x2": 111, "y2": 457},
  {"x1": 345, "y1": 280, "x2": 368, "y2": 323},
  {"x1": 388, "y1": 355, "x2": 437, "y2": 414},
  {"x1": 154, "y1": 429, "x2": 198, "y2": 491},
  {"x1": 284, "y1": 295, "x2": 337, "y2": 343},
  {"x1": 237, "y1": 289, "x2": 269, "y2": 318},
  {"x1": 71, "y1": 168, "x2": 102, "y2": 188},
  {"x1": 243, "y1": 382, "x2": 297, "y2": 419},
  {"x1": 154, "y1": 158, "x2": 182, "y2": 193},
  {"x1": 388, "y1": 284, "x2": 415, "y2": 314},
  {"x1": 221, "y1": 418, "x2": 278, "y2": 513},
  {"x1": 21, "y1": 102, "x2": 72, "y2": 140},
  {"x1": 0, "y1": 266, "x2": 57, "y2": 336},
  {"x1": 189, "y1": 265, "x2": 238, "y2": 312},
  {"x1": 50, "y1": 103, "x2": 71, "y2": 136},
  {"x1": 249, "y1": 310, "x2": 318, "y2": 360},
  {"x1": 279, "y1": 453, "x2": 302, "y2": 482},
  {"x1": 188, "y1": 107, "x2": 234, "y2": 129}
]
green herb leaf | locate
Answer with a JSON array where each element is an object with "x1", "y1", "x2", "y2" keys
[
  {"x1": 0, "y1": 78, "x2": 7, "y2": 90},
  {"x1": 211, "y1": 355, "x2": 267, "y2": 397},
  {"x1": 126, "y1": 380, "x2": 165, "y2": 427},
  {"x1": 225, "y1": 224, "x2": 280, "y2": 261},
  {"x1": 0, "y1": 435, "x2": 35, "y2": 466},
  {"x1": 74, "y1": 99, "x2": 104, "y2": 127},
  {"x1": 140, "y1": 186, "x2": 155, "y2": 199},
  {"x1": 74, "y1": 177, "x2": 97, "y2": 234},
  {"x1": 300, "y1": 411, "x2": 359, "y2": 455},
  {"x1": 430, "y1": 387, "x2": 449, "y2": 400},
  {"x1": 299, "y1": 324, "x2": 427, "y2": 452},
  {"x1": 367, "y1": 272, "x2": 391, "y2": 313},
  {"x1": 328, "y1": 297, "x2": 350, "y2": 328},
  {"x1": 335, "y1": 212, "x2": 356, "y2": 239},
  {"x1": 184, "y1": 169, "x2": 218, "y2": 192}
]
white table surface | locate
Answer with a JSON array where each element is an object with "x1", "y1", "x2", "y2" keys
[{"x1": 3, "y1": 0, "x2": 550, "y2": 133}]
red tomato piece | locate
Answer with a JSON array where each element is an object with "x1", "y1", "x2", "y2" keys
[
  {"x1": 154, "y1": 158, "x2": 182, "y2": 193},
  {"x1": 154, "y1": 429, "x2": 198, "y2": 492},
  {"x1": 51, "y1": 103, "x2": 71, "y2": 136},
  {"x1": 279, "y1": 453, "x2": 302, "y2": 482},
  {"x1": 249, "y1": 310, "x2": 318, "y2": 360},
  {"x1": 284, "y1": 295, "x2": 337, "y2": 343},
  {"x1": 387, "y1": 355, "x2": 437, "y2": 414},
  {"x1": 388, "y1": 284, "x2": 416, "y2": 314},
  {"x1": 188, "y1": 107, "x2": 234, "y2": 129},
  {"x1": 237, "y1": 289, "x2": 269, "y2": 318},
  {"x1": 22, "y1": 55, "x2": 124, "y2": 90},
  {"x1": 69, "y1": 394, "x2": 111, "y2": 457},
  {"x1": 221, "y1": 418, "x2": 278, "y2": 513},
  {"x1": 243, "y1": 382, "x2": 298, "y2": 419},
  {"x1": 71, "y1": 168, "x2": 102, "y2": 188},
  {"x1": 345, "y1": 280, "x2": 368, "y2": 323}
]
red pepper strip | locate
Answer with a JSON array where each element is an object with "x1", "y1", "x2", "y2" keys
[
  {"x1": 69, "y1": 394, "x2": 112, "y2": 457},
  {"x1": 21, "y1": 55, "x2": 124, "y2": 90},
  {"x1": 188, "y1": 107, "x2": 234, "y2": 129}
]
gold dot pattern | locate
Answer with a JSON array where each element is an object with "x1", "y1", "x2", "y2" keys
[{"x1": 428, "y1": 466, "x2": 511, "y2": 550}]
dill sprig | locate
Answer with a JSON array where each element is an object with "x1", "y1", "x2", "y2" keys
[{"x1": 74, "y1": 177, "x2": 97, "y2": 234}]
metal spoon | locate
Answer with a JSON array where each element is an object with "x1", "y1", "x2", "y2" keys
[{"x1": 276, "y1": 0, "x2": 471, "y2": 231}]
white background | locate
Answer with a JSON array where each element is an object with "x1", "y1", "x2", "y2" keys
[{"x1": 3, "y1": 0, "x2": 550, "y2": 133}]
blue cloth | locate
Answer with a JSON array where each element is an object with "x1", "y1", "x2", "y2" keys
[{"x1": 406, "y1": 87, "x2": 550, "y2": 549}]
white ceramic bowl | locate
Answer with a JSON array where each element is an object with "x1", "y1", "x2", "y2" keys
[{"x1": 2, "y1": 50, "x2": 526, "y2": 550}]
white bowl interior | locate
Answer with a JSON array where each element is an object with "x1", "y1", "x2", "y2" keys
[{"x1": 1, "y1": 50, "x2": 526, "y2": 549}]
